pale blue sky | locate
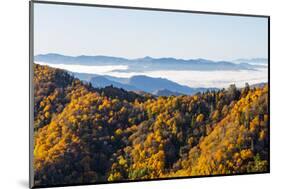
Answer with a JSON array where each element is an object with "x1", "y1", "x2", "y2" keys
[{"x1": 34, "y1": 3, "x2": 268, "y2": 61}]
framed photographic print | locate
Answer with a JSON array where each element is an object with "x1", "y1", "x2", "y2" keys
[{"x1": 29, "y1": 1, "x2": 270, "y2": 188}]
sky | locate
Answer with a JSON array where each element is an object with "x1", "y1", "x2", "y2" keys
[{"x1": 34, "y1": 3, "x2": 268, "y2": 61}]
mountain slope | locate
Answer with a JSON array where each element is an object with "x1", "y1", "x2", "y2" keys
[
  {"x1": 33, "y1": 63, "x2": 147, "y2": 186},
  {"x1": 33, "y1": 64, "x2": 92, "y2": 130},
  {"x1": 33, "y1": 63, "x2": 269, "y2": 187},
  {"x1": 168, "y1": 85, "x2": 269, "y2": 176}
]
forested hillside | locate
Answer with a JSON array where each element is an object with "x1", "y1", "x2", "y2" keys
[{"x1": 33, "y1": 64, "x2": 269, "y2": 187}]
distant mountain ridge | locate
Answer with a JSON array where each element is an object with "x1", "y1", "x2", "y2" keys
[
  {"x1": 35, "y1": 53, "x2": 265, "y2": 71},
  {"x1": 72, "y1": 72, "x2": 217, "y2": 96},
  {"x1": 35, "y1": 53, "x2": 129, "y2": 65},
  {"x1": 128, "y1": 75, "x2": 195, "y2": 94},
  {"x1": 234, "y1": 58, "x2": 268, "y2": 64}
]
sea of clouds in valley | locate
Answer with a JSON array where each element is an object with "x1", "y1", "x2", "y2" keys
[{"x1": 36, "y1": 61, "x2": 268, "y2": 89}]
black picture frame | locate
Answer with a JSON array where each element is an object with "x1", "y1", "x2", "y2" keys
[{"x1": 29, "y1": 1, "x2": 270, "y2": 188}]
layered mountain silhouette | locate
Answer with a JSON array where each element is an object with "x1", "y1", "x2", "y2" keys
[
  {"x1": 71, "y1": 72, "x2": 217, "y2": 96},
  {"x1": 234, "y1": 58, "x2": 268, "y2": 64},
  {"x1": 35, "y1": 53, "x2": 265, "y2": 71},
  {"x1": 35, "y1": 53, "x2": 268, "y2": 96}
]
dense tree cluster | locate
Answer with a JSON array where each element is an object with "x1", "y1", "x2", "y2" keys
[{"x1": 33, "y1": 64, "x2": 269, "y2": 187}]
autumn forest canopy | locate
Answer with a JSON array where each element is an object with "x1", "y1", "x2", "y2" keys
[{"x1": 33, "y1": 63, "x2": 269, "y2": 187}]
